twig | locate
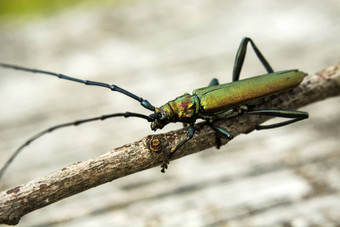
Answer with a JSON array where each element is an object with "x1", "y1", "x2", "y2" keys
[{"x1": 0, "y1": 63, "x2": 339, "y2": 225}]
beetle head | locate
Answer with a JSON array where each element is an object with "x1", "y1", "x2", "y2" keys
[
  {"x1": 151, "y1": 103, "x2": 176, "y2": 131},
  {"x1": 151, "y1": 93, "x2": 200, "y2": 131}
]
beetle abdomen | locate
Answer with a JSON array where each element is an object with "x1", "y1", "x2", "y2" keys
[{"x1": 194, "y1": 70, "x2": 305, "y2": 115}]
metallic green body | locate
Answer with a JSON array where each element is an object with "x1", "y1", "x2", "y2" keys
[
  {"x1": 151, "y1": 69, "x2": 305, "y2": 129},
  {"x1": 194, "y1": 70, "x2": 305, "y2": 115}
]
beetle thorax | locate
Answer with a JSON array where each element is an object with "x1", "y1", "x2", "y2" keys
[{"x1": 151, "y1": 93, "x2": 200, "y2": 130}]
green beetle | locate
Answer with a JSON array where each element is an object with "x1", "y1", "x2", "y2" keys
[
  {"x1": 0, "y1": 37, "x2": 308, "y2": 176},
  {"x1": 152, "y1": 69, "x2": 305, "y2": 130}
]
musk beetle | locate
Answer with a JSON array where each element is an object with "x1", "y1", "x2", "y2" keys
[{"x1": 0, "y1": 37, "x2": 308, "y2": 176}]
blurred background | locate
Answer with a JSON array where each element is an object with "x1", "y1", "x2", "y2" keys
[{"x1": 0, "y1": 0, "x2": 339, "y2": 226}]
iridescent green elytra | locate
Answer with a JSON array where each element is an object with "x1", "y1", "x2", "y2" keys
[
  {"x1": 0, "y1": 37, "x2": 308, "y2": 177},
  {"x1": 195, "y1": 70, "x2": 305, "y2": 115}
]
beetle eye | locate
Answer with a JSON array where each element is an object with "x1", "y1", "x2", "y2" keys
[{"x1": 158, "y1": 112, "x2": 166, "y2": 120}]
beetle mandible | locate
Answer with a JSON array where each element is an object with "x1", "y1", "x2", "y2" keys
[{"x1": 0, "y1": 37, "x2": 308, "y2": 177}]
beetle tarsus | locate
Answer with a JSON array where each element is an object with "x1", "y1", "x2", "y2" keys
[{"x1": 160, "y1": 162, "x2": 168, "y2": 173}]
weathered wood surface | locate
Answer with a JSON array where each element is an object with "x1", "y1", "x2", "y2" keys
[{"x1": 0, "y1": 0, "x2": 339, "y2": 226}]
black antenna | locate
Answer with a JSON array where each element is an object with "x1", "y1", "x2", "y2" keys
[
  {"x1": 0, "y1": 112, "x2": 158, "y2": 180},
  {"x1": 0, "y1": 63, "x2": 155, "y2": 111}
]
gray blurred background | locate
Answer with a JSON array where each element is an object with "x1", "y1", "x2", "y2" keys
[{"x1": 0, "y1": 0, "x2": 339, "y2": 226}]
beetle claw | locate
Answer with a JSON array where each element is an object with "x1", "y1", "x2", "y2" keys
[
  {"x1": 161, "y1": 162, "x2": 168, "y2": 173},
  {"x1": 160, "y1": 156, "x2": 170, "y2": 173}
]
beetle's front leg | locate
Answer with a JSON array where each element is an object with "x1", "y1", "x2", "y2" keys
[{"x1": 161, "y1": 124, "x2": 195, "y2": 172}]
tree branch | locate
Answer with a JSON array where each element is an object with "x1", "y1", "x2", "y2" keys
[{"x1": 1, "y1": 63, "x2": 339, "y2": 225}]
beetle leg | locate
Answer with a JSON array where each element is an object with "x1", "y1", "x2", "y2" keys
[
  {"x1": 244, "y1": 109, "x2": 308, "y2": 130},
  {"x1": 215, "y1": 136, "x2": 222, "y2": 149},
  {"x1": 209, "y1": 124, "x2": 234, "y2": 140},
  {"x1": 161, "y1": 124, "x2": 195, "y2": 172},
  {"x1": 208, "y1": 78, "x2": 219, "y2": 86},
  {"x1": 233, "y1": 37, "x2": 274, "y2": 82},
  {"x1": 208, "y1": 123, "x2": 233, "y2": 149},
  {"x1": 206, "y1": 120, "x2": 221, "y2": 149}
]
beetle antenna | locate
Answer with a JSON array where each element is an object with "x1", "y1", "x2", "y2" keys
[
  {"x1": 0, "y1": 112, "x2": 158, "y2": 180},
  {"x1": 0, "y1": 63, "x2": 155, "y2": 111}
]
